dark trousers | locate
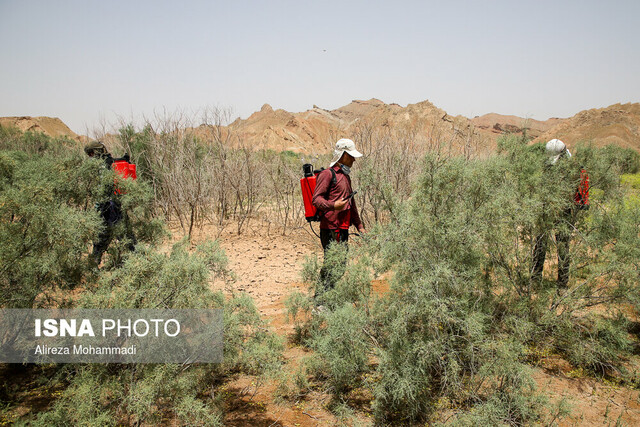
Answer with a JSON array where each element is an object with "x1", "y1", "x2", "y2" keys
[
  {"x1": 318, "y1": 228, "x2": 349, "y2": 295},
  {"x1": 91, "y1": 209, "x2": 136, "y2": 267},
  {"x1": 531, "y1": 209, "x2": 573, "y2": 288}
]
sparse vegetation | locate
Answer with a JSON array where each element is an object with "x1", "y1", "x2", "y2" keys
[{"x1": 2, "y1": 120, "x2": 640, "y2": 424}]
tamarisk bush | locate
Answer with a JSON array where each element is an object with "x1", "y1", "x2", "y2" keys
[
  {"x1": 29, "y1": 240, "x2": 282, "y2": 426},
  {"x1": 0, "y1": 128, "x2": 283, "y2": 424},
  {"x1": 294, "y1": 135, "x2": 640, "y2": 424}
]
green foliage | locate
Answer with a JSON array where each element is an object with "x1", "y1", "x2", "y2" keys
[
  {"x1": 0, "y1": 125, "x2": 78, "y2": 156},
  {"x1": 221, "y1": 291, "x2": 284, "y2": 375},
  {"x1": 300, "y1": 253, "x2": 321, "y2": 284},
  {"x1": 29, "y1": 366, "x2": 122, "y2": 426},
  {"x1": 284, "y1": 290, "x2": 314, "y2": 342},
  {"x1": 621, "y1": 172, "x2": 640, "y2": 192},
  {"x1": 311, "y1": 303, "x2": 370, "y2": 394},
  {"x1": 0, "y1": 150, "x2": 101, "y2": 307},
  {"x1": 596, "y1": 144, "x2": 640, "y2": 174},
  {"x1": 440, "y1": 342, "x2": 547, "y2": 426},
  {"x1": 0, "y1": 143, "x2": 167, "y2": 308},
  {"x1": 294, "y1": 136, "x2": 640, "y2": 423},
  {"x1": 28, "y1": 239, "x2": 281, "y2": 424},
  {"x1": 273, "y1": 364, "x2": 311, "y2": 402},
  {"x1": 80, "y1": 239, "x2": 229, "y2": 309},
  {"x1": 0, "y1": 129, "x2": 283, "y2": 424},
  {"x1": 551, "y1": 314, "x2": 631, "y2": 375},
  {"x1": 0, "y1": 125, "x2": 22, "y2": 150},
  {"x1": 29, "y1": 364, "x2": 222, "y2": 426}
]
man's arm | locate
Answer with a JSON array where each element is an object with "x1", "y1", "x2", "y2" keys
[{"x1": 312, "y1": 170, "x2": 335, "y2": 211}]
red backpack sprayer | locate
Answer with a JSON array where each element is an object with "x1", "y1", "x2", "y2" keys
[
  {"x1": 111, "y1": 155, "x2": 137, "y2": 195},
  {"x1": 300, "y1": 164, "x2": 323, "y2": 222},
  {"x1": 300, "y1": 163, "x2": 334, "y2": 237}
]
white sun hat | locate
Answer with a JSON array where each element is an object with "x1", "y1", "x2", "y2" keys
[
  {"x1": 546, "y1": 139, "x2": 571, "y2": 164},
  {"x1": 329, "y1": 138, "x2": 363, "y2": 167}
]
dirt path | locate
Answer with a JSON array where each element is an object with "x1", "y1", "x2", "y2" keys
[
  {"x1": 187, "y1": 226, "x2": 341, "y2": 425},
  {"x1": 214, "y1": 229, "x2": 316, "y2": 319}
]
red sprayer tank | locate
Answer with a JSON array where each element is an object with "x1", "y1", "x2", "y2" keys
[
  {"x1": 112, "y1": 159, "x2": 137, "y2": 195},
  {"x1": 575, "y1": 168, "x2": 589, "y2": 208},
  {"x1": 300, "y1": 164, "x2": 319, "y2": 221},
  {"x1": 112, "y1": 160, "x2": 137, "y2": 180}
]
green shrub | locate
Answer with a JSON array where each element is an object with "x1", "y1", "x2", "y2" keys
[
  {"x1": 0, "y1": 126, "x2": 78, "y2": 156},
  {"x1": 28, "y1": 239, "x2": 281, "y2": 425},
  {"x1": 311, "y1": 303, "x2": 369, "y2": 394},
  {"x1": 599, "y1": 144, "x2": 640, "y2": 174},
  {"x1": 295, "y1": 135, "x2": 640, "y2": 423},
  {"x1": 0, "y1": 151, "x2": 101, "y2": 308},
  {"x1": 621, "y1": 173, "x2": 640, "y2": 190},
  {"x1": 0, "y1": 131, "x2": 283, "y2": 424},
  {"x1": 0, "y1": 146, "x2": 167, "y2": 308}
]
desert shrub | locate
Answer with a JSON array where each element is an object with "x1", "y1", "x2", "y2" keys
[
  {"x1": 273, "y1": 364, "x2": 311, "y2": 402},
  {"x1": 79, "y1": 239, "x2": 228, "y2": 309},
  {"x1": 551, "y1": 314, "x2": 631, "y2": 375},
  {"x1": 0, "y1": 125, "x2": 22, "y2": 150},
  {"x1": 29, "y1": 364, "x2": 223, "y2": 426},
  {"x1": 0, "y1": 126, "x2": 78, "y2": 156},
  {"x1": 296, "y1": 135, "x2": 640, "y2": 423},
  {"x1": 0, "y1": 150, "x2": 101, "y2": 308},
  {"x1": 597, "y1": 144, "x2": 640, "y2": 174},
  {"x1": 621, "y1": 173, "x2": 640, "y2": 190},
  {"x1": 311, "y1": 303, "x2": 370, "y2": 394},
  {"x1": 437, "y1": 341, "x2": 547, "y2": 426},
  {"x1": 0, "y1": 144, "x2": 167, "y2": 309},
  {"x1": 28, "y1": 239, "x2": 281, "y2": 425},
  {"x1": 289, "y1": 242, "x2": 375, "y2": 342},
  {"x1": 0, "y1": 130, "x2": 282, "y2": 424},
  {"x1": 284, "y1": 289, "x2": 314, "y2": 342}
]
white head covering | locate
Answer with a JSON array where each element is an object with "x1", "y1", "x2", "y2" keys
[
  {"x1": 329, "y1": 138, "x2": 363, "y2": 167},
  {"x1": 546, "y1": 139, "x2": 571, "y2": 164}
]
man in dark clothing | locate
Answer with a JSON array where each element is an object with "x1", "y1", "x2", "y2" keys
[
  {"x1": 85, "y1": 141, "x2": 136, "y2": 268},
  {"x1": 531, "y1": 139, "x2": 589, "y2": 289},
  {"x1": 531, "y1": 208, "x2": 572, "y2": 288},
  {"x1": 312, "y1": 138, "x2": 366, "y2": 296}
]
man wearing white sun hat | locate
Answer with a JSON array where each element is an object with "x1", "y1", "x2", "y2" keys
[
  {"x1": 531, "y1": 138, "x2": 589, "y2": 289},
  {"x1": 546, "y1": 138, "x2": 572, "y2": 164},
  {"x1": 312, "y1": 138, "x2": 366, "y2": 297}
]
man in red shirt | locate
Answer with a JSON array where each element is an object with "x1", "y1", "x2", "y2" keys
[{"x1": 312, "y1": 138, "x2": 366, "y2": 296}]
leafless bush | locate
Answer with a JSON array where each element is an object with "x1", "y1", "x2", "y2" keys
[
  {"x1": 347, "y1": 117, "x2": 483, "y2": 225},
  {"x1": 106, "y1": 108, "x2": 484, "y2": 238}
]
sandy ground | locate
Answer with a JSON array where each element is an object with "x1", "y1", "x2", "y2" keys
[{"x1": 179, "y1": 225, "x2": 640, "y2": 426}]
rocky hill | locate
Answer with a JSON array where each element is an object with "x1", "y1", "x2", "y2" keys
[
  {"x1": 3, "y1": 101, "x2": 640, "y2": 153},
  {"x1": 532, "y1": 103, "x2": 640, "y2": 151},
  {"x1": 0, "y1": 116, "x2": 80, "y2": 140},
  {"x1": 227, "y1": 98, "x2": 487, "y2": 153},
  {"x1": 227, "y1": 99, "x2": 640, "y2": 153},
  {"x1": 471, "y1": 113, "x2": 563, "y2": 139}
]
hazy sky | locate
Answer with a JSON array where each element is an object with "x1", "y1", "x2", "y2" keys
[{"x1": 1, "y1": 0, "x2": 639, "y2": 134}]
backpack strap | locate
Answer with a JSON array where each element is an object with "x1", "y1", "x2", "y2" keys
[
  {"x1": 318, "y1": 167, "x2": 337, "y2": 194},
  {"x1": 314, "y1": 168, "x2": 338, "y2": 221}
]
